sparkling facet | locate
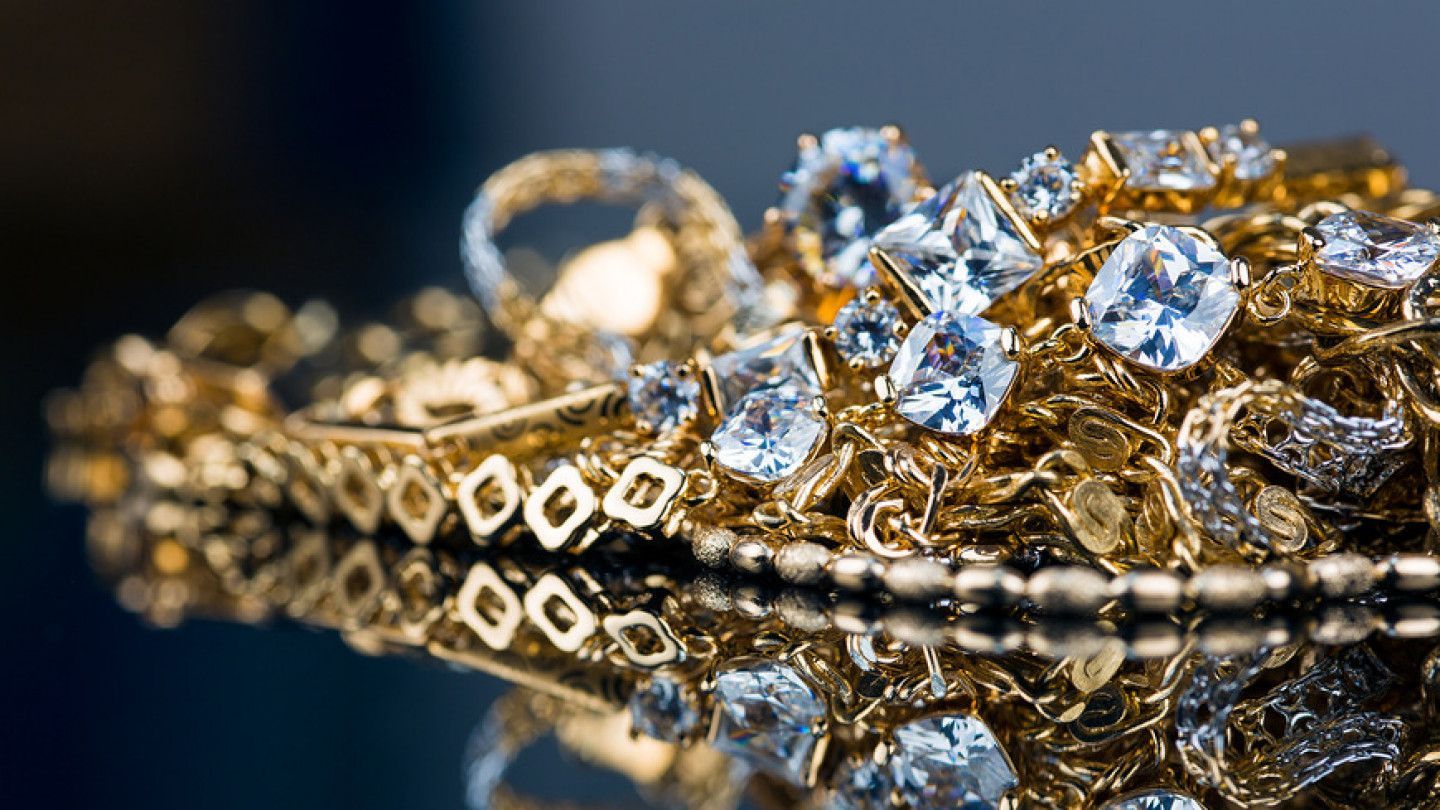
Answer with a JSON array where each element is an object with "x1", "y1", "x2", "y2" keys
[
  {"x1": 1314, "y1": 209, "x2": 1440, "y2": 289},
  {"x1": 831, "y1": 296, "x2": 902, "y2": 368},
  {"x1": 710, "y1": 384, "x2": 826, "y2": 482},
  {"x1": 1086, "y1": 225, "x2": 1238, "y2": 372},
  {"x1": 887, "y1": 311, "x2": 1017, "y2": 436},
  {"x1": 827, "y1": 758, "x2": 890, "y2": 810},
  {"x1": 873, "y1": 172, "x2": 1044, "y2": 315},
  {"x1": 1207, "y1": 123, "x2": 1276, "y2": 181},
  {"x1": 1110, "y1": 130, "x2": 1216, "y2": 192},
  {"x1": 1101, "y1": 790, "x2": 1207, "y2": 810},
  {"x1": 628, "y1": 676, "x2": 698, "y2": 743},
  {"x1": 889, "y1": 714, "x2": 1017, "y2": 809},
  {"x1": 627, "y1": 360, "x2": 699, "y2": 433},
  {"x1": 709, "y1": 329, "x2": 820, "y2": 415},
  {"x1": 712, "y1": 660, "x2": 827, "y2": 785},
  {"x1": 781, "y1": 127, "x2": 920, "y2": 287},
  {"x1": 1008, "y1": 150, "x2": 1080, "y2": 221}
]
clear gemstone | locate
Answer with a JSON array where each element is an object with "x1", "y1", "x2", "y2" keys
[
  {"x1": 887, "y1": 311, "x2": 1018, "y2": 436},
  {"x1": 1207, "y1": 123, "x2": 1275, "y2": 181},
  {"x1": 628, "y1": 676, "x2": 698, "y2": 742},
  {"x1": 780, "y1": 127, "x2": 919, "y2": 287},
  {"x1": 1101, "y1": 790, "x2": 1206, "y2": 810},
  {"x1": 627, "y1": 360, "x2": 699, "y2": 433},
  {"x1": 1008, "y1": 150, "x2": 1080, "y2": 221},
  {"x1": 710, "y1": 383, "x2": 826, "y2": 482},
  {"x1": 828, "y1": 758, "x2": 890, "y2": 810},
  {"x1": 1313, "y1": 209, "x2": 1440, "y2": 289},
  {"x1": 712, "y1": 660, "x2": 827, "y2": 785},
  {"x1": 1110, "y1": 130, "x2": 1216, "y2": 192},
  {"x1": 873, "y1": 172, "x2": 1044, "y2": 315},
  {"x1": 1085, "y1": 225, "x2": 1238, "y2": 372},
  {"x1": 831, "y1": 296, "x2": 902, "y2": 368},
  {"x1": 709, "y1": 329, "x2": 820, "y2": 415},
  {"x1": 889, "y1": 714, "x2": 1017, "y2": 809}
]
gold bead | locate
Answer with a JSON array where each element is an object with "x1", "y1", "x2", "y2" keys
[
  {"x1": 883, "y1": 557, "x2": 951, "y2": 601},
  {"x1": 829, "y1": 554, "x2": 887, "y2": 592},
  {"x1": 1111, "y1": 568, "x2": 1184, "y2": 613},
  {"x1": 952, "y1": 565, "x2": 1025, "y2": 607},
  {"x1": 1308, "y1": 553, "x2": 1379, "y2": 599},
  {"x1": 1187, "y1": 565, "x2": 1267, "y2": 611},
  {"x1": 1381, "y1": 553, "x2": 1440, "y2": 592},
  {"x1": 1026, "y1": 566, "x2": 1110, "y2": 614},
  {"x1": 774, "y1": 541, "x2": 832, "y2": 585},
  {"x1": 729, "y1": 537, "x2": 774, "y2": 575}
]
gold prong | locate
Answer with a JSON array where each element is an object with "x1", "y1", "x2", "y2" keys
[
  {"x1": 874, "y1": 374, "x2": 898, "y2": 406},
  {"x1": 998, "y1": 176, "x2": 1019, "y2": 193},
  {"x1": 1043, "y1": 145, "x2": 1061, "y2": 161},
  {"x1": 892, "y1": 320, "x2": 908, "y2": 338},
  {"x1": 869, "y1": 246, "x2": 934, "y2": 321},
  {"x1": 862, "y1": 287, "x2": 883, "y2": 305},
  {"x1": 1000, "y1": 327, "x2": 1024, "y2": 361},
  {"x1": 811, "y1": 395, "x2": 831, "y2": 421},
  {"x1": 1298, "y1": 226, "x2": 1327, "y2": 265},
  {"x1": 823, "y1": 325, "x2": 838, "y2": 340},
  {"x1": 699, "y1": 441, "x2": 718, "y2": 470},
  {"x1": 1096, "y1": 216, "x2": 1141, "y2": 236},
  {"x1": 1230, "y1": 256, "x2": 1252, "y2": 290},
  {"x1": 699, "y1": 364, "x2": 725, "y2": 417},
  {"x1": 977, "y1": 170, "x2": 1042, "y2": 253},
  {"x1": 675, "y1": 360, "x2": 695, "y2": 380},
  {"x1": 1070, "y1": 296, "x2": 1093, "y2": 331},
  {"x1": 762, "y1": 206, "x2": 786, "y2": 228},
  {"x1": 1197, "y1": 125, "x2": 1220, "y2": 145},
  {"x1": 796, "y1": 132, "x2": 819, "y2": 151},
  {"x1": 635, "y1": 418, "x2": 655, "y2": 435},
  {"x1": 803, "y1": 329, "x2": 835, "y2": 391},
  {"x1": 628, "y1": 363, "x2": 645, "y2": 378},
  {"x1": 1032, "y1": 209, "x2": 1051, "y2": 225},
  {"x1": 1070, "y1": 179, "x2": 1088, "y2": 196},
  {"x1": 872, "y1": 739, "x2": 896, "y2": 767},
  {"x1": 880, "y1": 123, "x2": 906, "y2": 145},
  {"x1": 1240, "y1": 118, "x2": 1260, "y2": 135},
  {"x1": 847, "y1": 356, "x2": 866, "y2": 370}
]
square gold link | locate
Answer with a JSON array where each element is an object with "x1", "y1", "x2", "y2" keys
[
  {"x1": 333, "y1": 447, "x2": 385, "y2": 535},
  {"x1": 601, "y1": 456, "x2": 685, "y2": 531},
  {"x1": 456, "y1": 454, "x2": 522, "y2": 544},
  {"x1": 285, "y1": 443, "x2": 332, "y2": 526},
  {"x1": 523, "y1": 464, "x2": 598, "y2": 552},
  {"x1": 522, "y1": 572, "x2": 598, "y2": 653},
  {"x1": 385, "y1": 456, "x2": 448, "y2": 545},
  {"x1": 600, "y1": 609, "x2": 685, "y2": 668},
  {"x1": 331, "y1": 540, "x2": 384, "y2": 622},
  {"x1": 456, "y1": 562, "x2": 524, "y2": 650}
]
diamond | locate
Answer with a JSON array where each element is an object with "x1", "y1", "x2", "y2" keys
[
  {"x1": 831, "y1": 296, "x2": 902, "y2": 368},
  {"x1": 710, "y1": 383, "x2": 826, "y2": 483},
  {"x1": 780, "y1": 126, "x2": 920, "y2": 287},
  {"x1": 1110, "y1": 130, "x2": 1216, "y2": 192},
  {"x1": 828, "y1": 758, "x2": 891, "y2": 810},
  {"x1": 1313, "y1": 209, "x2": 1440, "y2": 289},
  {"x1": 1085, "y1": 225, "x2": 1239, "y2": 372},
  {"x1": 887, "y1": 311, "x2": 1018, "y2": 436},
  {"x1": 1100, "y1": 790, "x2": 1206, "y2": 810},
  {"x1": 1207, "y1": 123, "x2": 1276, "y2": 181},
  {"x1": 709, "y1": 329, "x2": 820, "y2": 415},
  {"x1": 628, "y1": 676, "x2": 698, "y2": 742},
  {"x1": 1008, "y1": 149, "x2": 1080, "y2": 222},
  {"x1": 889, "y1": 714, "x2": 1017, "y2": 809},
  {"x1": 874, "y1": 172, "x2": 1044, "y2": 315},
  {"x1": 627, "y1": 360, "x2": 699, "y2": 433},
  {"x1": 711, "y1": 660, "x2": 827, "y2": 785}
]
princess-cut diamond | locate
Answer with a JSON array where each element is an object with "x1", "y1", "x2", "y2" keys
[
  {"x1": 888, "y1": 311, "x2": 1018, "y2": 436},
  {"x1": 1110, "y1": 130, "x2": 1216, "y2": 192}
]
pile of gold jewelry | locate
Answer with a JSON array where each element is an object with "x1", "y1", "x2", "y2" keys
[{"x1": 47, "y1": 123, "x2": 1440, "y2": 808}]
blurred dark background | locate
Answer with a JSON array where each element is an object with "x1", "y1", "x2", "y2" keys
[{"x1": 7, "y1": 2, "x2": 1440, "y2": 807}]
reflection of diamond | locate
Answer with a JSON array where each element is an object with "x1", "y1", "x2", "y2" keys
[
  {"x1": 710, "y1": 384, "x2": 826, "y2": 483},
  {"x1": 873, "y1": 172, "x2": 1044, "y2": 315},
  {"x1": 1100, "y1": 790, "x2": 1206, "y2": 810},
  {"x1": 709, "y1": 329, "x2": 819, "y2": 414},
  {"x1": 1008, "y1": 150, "x2": 1080, "y2": 221},
  {"x1": 888, "y1": 311, "x2": 1018, "y2": 436},
  {"x1": 626, "y1": 360, "x2": 698, "y2": 433},
  {"x1": 889, "y1": 714, "x2": 1017, "y2": 809},
  {"x1": 628, "y1": 676, "x2": 698, "y2": 742},
  {"x1": 830, "y1": 296, "x2": 902, "y2": 368},
  {"x1": 1110, "y1": 130, "x2": 1216, "y2": 191},
  {"x1": 828, "y1": 758, "x2": 890, "y2": 810},
  {"x1": 1207, "y1": 123, "x2": 1276, "y2": 181},
  {"x1": 712, "y1": 661, "x2": 827, "y2": 785},
  {"x1": 780, "y1": 127, "x2": 919, "y2": 287},
  {"x1": 1314, "y1": 209, "x2": 1440, "y2": 289},
  {"x1": 1085, "y1": 225, "x2": 1238, "y2": 372}
]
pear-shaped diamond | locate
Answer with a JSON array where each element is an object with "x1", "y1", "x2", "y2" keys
[
  {"x1": 1314, "y1": 209, "x2": 1440, "y2": 289},
  {"x1": 873, "y1": 172, "x2": 1044, "y2": 315},
  {"x1": 712, "y1": 660, "x2": 827, "y2": 785},
  {"x1": 889, "y1": 714, "x2": 1018, "y2": 809},
  {"x1": 887, "y1": 311, "x2": 1018, "y2": 435},
  {"x1": 1085, "y1": 225, "x2": 1238, "y2": 372}
]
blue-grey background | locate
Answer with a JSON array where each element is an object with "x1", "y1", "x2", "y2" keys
[{"x1": 6, "y1": 2, "x2": 1440, "y2": 807}]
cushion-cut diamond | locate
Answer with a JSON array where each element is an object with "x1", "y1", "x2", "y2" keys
[
  {"x1": 889, "y1": 714, "x2": 1017, "y2": 809},
  {"x1": 709, "y1": 329, "x2": 819, "y2": 415},
  {"x1": 780, "y1": 127, "x2": 919, "y2": 287},
  {"x1": 712, "y1": 660, "x2": 827, "y2": 785},
  {"x1": 888, "y1": 311, "x2": 1018, "y2": 436},
  {"x1": 1009, "y1": 149, "x2": 1080, "y2": 222},
  {"x1": 628, "y1": 676, "x2": 698, "y2": 742},
  {"x1": 873, "y1": 172, "x2": 1044, "y2": 316},
  {"x1": 830, "y1": 296, "x2": 902, "y2": 368},
  {"x1": 1207, "y1": 123, "x2": 1276, "y2": 181},
  {"x1": 1313, "y1": 209, "x2": 1440, "y2": 289},
  {"x1": 627, "y1": 360, "x2": 699, "y2": 433},
  {"x1": 1085, "y1": 225, "x2": 1238, "y2": 372},
  {"x1": 1101, "y1": 790, "x2": 1206, "y2": 810},
  {"x1": 710, "y1": 383, "x2": 826, "y2": 483},
  {"x1": 1110, "y1": 130, "x2": 1216, "y2": 192}
]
